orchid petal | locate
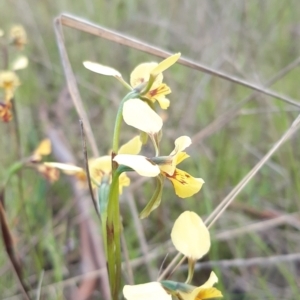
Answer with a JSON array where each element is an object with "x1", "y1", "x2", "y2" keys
[
  {"x1": 166, "y1": 168, "x2": 204, "y2": 198},
  {"x1": 170, "y1": 136, "x2": 192, "y2": 156},
  {"x1": 33, "y1": 139, "x2": 51, "y2": 157},
  {"x1": 150, "y1": 53, "x2": 181, "y2": 78},
  {"x1": 123, "y1": 99, "x2": 163, "y2": 134},
  {"x1": 123, "y1": 282, "x2": 171, "y2": 300},
  {"x1": 130, "y1": 62, "x2": 162, "y2": 89},
  {"x1": 12, "y1": 56, "x2": 28, "y2": 71},
  {"x1": 114, "y1": 154, "x2": 160, "y2": 177},
  {"x1": 118, "y1": 136, "x2": 142, "y2": 155},
  {"x1": 198, "y1": 272, "x2": 219, "y2": 289},
  {"x1": 171, "y1": 211, "x2": 210, "y2": 260},
  {"x1": 43, "y1": 162, "x2": 83, "y2": 174},
  {"x1": 119, "y1": 173, "x2": 130, "y2": 194},
  {"x1": 89, "y1": 155, "x2": 111, "y2": 175},
  {"x1": 83, "y1": 61, "x2": 122, "y2": 77}
]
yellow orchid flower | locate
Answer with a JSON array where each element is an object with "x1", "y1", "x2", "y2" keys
[
  {"x1": 0, "y1": 71, "x2": 20, "y2": 102},
  {"x1": 26, "y1": 139, "x2": 60, "y2": 183},
  {"x1": 178, "y1": 272, "x2": 223, "y2": 300},
  {"x1": 46, "y1": 157, "x2": 129, "y2": 192},
  {"x1": 45, "y1": 136, "x2": 142, "y2": 194},
  {"x1": 9, "y1": 25, "x2": 27, "y2": 50},
  {"x1": 83, "y1": 53, "x2": 180, "y2": 109},
  {"x1": 171, "y1": 211, "x2": 210, "y2": 260},
  {"x1": 130, "y1": 53, "x2": 180, "y2": 109},
  {"x1": 123, "y1": 282, "x2": 171, "y2": 300},
  {"x1": 114, "y1": 136, "x2": 204, "y2": 198}
]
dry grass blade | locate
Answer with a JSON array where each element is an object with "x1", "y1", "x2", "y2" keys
[
  {"x1": 79, "y1": 119, "x2": 100, "y2": 217},
  {"x1": 53, "y1": 17, "x2": 99, "y2": 157},
  {"x1": 0, "y1": 192, "x2": 30, "y2": 300},
  {"x1": 205, "y1": 114, "x2": 300, "y2": 229},
  {"x1": 35, "y1": 270, "x2": 44, "y2": 300},
  {"x1": 58, "y1": 13, "x2": 300, "y2": 108},
  {"x1": 193, "y1": 252, "x2": 300, "y2": 270},
  {"x1": 216, "y1": 212, "x2": 300, "y2": 241}
]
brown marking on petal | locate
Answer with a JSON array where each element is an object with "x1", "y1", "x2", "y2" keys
[
  {"x1": 134, "y1": 77, "x2": 145, "y2": 86},
  {"x1": 165, "y1": 169, "x2": 189, "y2": 185},
  {"x1": 0, "y1": 102, "x2": 13, "y2": 122},
  {"x1": 37, "y1": 165, "x2": 60, "y2": 183},
  {"x1": 149, "y1": 88, "x2": 158, "y2": 97}
]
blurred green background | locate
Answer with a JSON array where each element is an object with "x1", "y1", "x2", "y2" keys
[{"x1": 1, "y1": 0, "x2": 300, "y2": 299}]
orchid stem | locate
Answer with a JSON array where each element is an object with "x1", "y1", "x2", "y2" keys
[
  {"x1": 185, "y1": 258, "x2": 195, "y2": 284},
  {"x1": 106, "y1": 168, "x2": 122, "y2": 300}
]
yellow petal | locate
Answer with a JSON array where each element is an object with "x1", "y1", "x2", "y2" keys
[
  {"x1": 123, "y1": 99, "x2": 163, "y2": 134},
  {"x1": 37, "y1": 164, "x2": 60, "y2": 183},
  {"x1": 175, "y1": 152, "x2": 190, "y2": 165},
  {"x1": 171, "y1": 211, "x2": 210, "y2": 260},
  {"x1": 114, "y1": 154, "x2": 160, "y2": 177},
  {"x1": 89, "y1": 155, "x2": 112, "y2": 177},
  {"x1": 155, "y1": 95, "x2": 170, "y2": 110},
  {"x1": 123, "y1": 282, "x2": 171, "y2": 300},
  {"x1": 166, "y1": 168, "x2": 204, "y2": 198},
  {"x1": 119, "y1": 173, "x2": 130, "y2": 194},
  {"x1": 44, "y1": 162, "x2": 83, "y2": 174},
  {"x1": 180, "y1": 287, "x2": 223, "y2": 300},
  {"x1": 0, "y1": 29, "x2": 3, "y2": 37},
  {"x1": 198, "y1": 272, "x2": 218, "y2": 289},
  {"x1": 196, "y1": 287, "x2": 223, "y2": 299},
  {"x1": 130, "y1": 62, "x2": 163, "y2": 89},
  {"x1": 118, "y1": 136, "x2": 142, "y2": 155},
  {"x1": 43, "y1": 162, "x2": 87, "y2": 184},
  {"x1": 12, "y1": 56, "x2": 28, "y2": 71},
  {"x1": 32, "y1": 139, "x2": 51, "y2": 161},
  {"x1": 158, "y1": 136, "x2": 192, "y2": 176},
  {"x1": 148, "y1": 83, "x2": 171, "y2": 98},
  {"x1": 0, "y1": 71, "x2": 20, "y2": 90},
  {"x1": 150, "y1": 53, "x2": 181, "y2": 78},
  {"x1": 170, "y1": 136, "x2": 192, "y2": 156},
  {"x1": 83, "y1": 61, "x2": 122, "y2": 77},
  {"x1": 156, "y1": 157, "x2": 174, "y2": 176}
]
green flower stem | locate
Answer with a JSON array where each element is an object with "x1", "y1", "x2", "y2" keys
[
  {"x1": 3, "y1": 161, "x2": 25, "y2": 187},
  {"x1": 140, "y1": 74, "x2": 155, "y2": 96},
  {"x1": 185, "y1": 258, "x2": 195, "y2": 284},
  {"x1": 112, "y1": 90, "x2": 139, "y2": 155},
  {"x1": 115, "y1": 76, "x2": 133, "y2": 91},
  {"x1": 106, "y1": 168, "x2": 122, "y2": 300},
  {"x1": 98, "y1": 181, "x2": 110, "y2": 257}
]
